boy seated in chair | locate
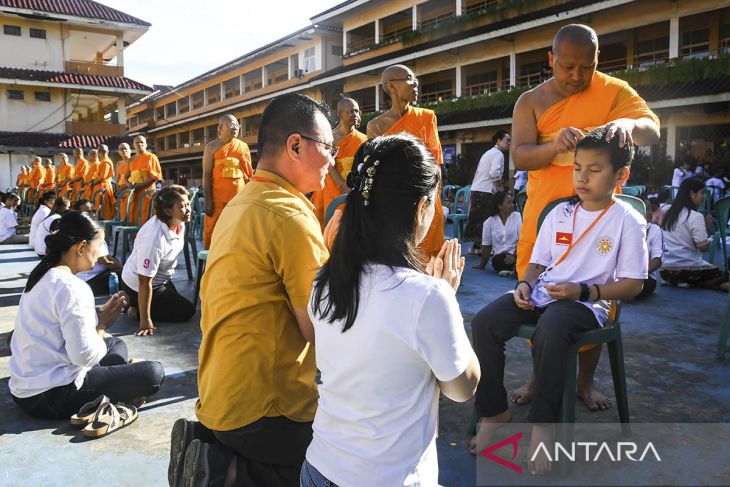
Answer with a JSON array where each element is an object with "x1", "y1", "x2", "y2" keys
[{"x1": 470, "y1": 127, "x2": 648, "y2": 475}]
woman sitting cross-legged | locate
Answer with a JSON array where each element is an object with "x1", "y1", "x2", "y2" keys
[
  {"x1": 9, "y1": 211, "x2": 165, "y2": 419},
  {"x1": 472, "y1": 191, "x2": 522, "y2": 276},
  {"x1": 121, "y1": 185, "x2": 195, "y2": 336}
]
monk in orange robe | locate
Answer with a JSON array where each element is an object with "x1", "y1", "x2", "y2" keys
[
  {"x1": 126, "y1": 135, "x2": 162, "y2": 225},
  {"x1": 40, "y1": 159, "x2": 56, "y2": 191},
  {"x1": 367, "y1": 64, "x2": 444, "y2": 257},
  {"x1": 16, "y1": 166, "x2": 28, "y2": 189},
  {"x1": 29, "y1": 157, "x2": 45, "y2": 191},
  {"x1": 473, "y1": 26, "x2": 661, "y2": 457},
  {"x1": 311, "y1": 98, "x2": 367, "y2": 229},
  {"x1": 202, "y1": 114, "x2": 253, "y2": 249},
  {"x1": 82, "y1": 149, "x2": 100, "y2": 201},
  {"x1": 93, "y1": 145, "x2": 117, "y2": 220},
  {"x1": 68, "y1": 148, "x2": 89, "y2": 202},
  {"x1": 55, "y1": 153, "x2": 75, "y2": 195},
  {"x1": 116, "y1": 142, "x2": 132, "y2": 221}
]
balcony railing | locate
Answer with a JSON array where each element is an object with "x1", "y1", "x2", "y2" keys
[
  {"x1": 380, "y1": 26, "x2": 411, "y2": 44},
  {"x1": 420, "y1": 89, "x2": 454, "y2": 104},
  {"x1": 419, "y1": 12, "x2": 455, "y2": 30},
  {"x1": 347, "y1": 36, "x2": 376, "y2": 53},
  {"x1": 634, "y1": 50, "x2": 669, "y2": 69},
  {"x1": 598, "y1": 57, "x2": 629, "y2": 73},
  {"x1": 65, "y1": 60, "x2": 123, "y2": 78},
  {"x1": 66, "y1": 121, "x2": 125, "y2": 136},
  {"x1": 464, "y1": 0, "x2": 498, "y2": 15}
]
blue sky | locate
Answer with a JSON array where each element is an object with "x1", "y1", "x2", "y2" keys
[{"x1": 103, "y1": 0, "x2": 338, "y2": 87}]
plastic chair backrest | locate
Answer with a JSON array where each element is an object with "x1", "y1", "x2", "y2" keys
[
  {"x1": 699, "y1": 188, "x2": 714, "y2": 214},
  {"x1": 515, "y1": 188, "x2": 527, "y2": 215},
  {"x1": 615, "y1": 194, "x2": 646, "y2": 216},
  {"x1": 114, "y1": 188, "x2": 134, "y2": 222},
  {"x1": 715, "y1": 195, "x2": 730, "y2": 268},
  {"x1": 92, "y1": 188, "x2": 105, "y2": 216},
  {"x1": 147, "y1": 189, "x2": 159, "y2": 220},
  {"x1": 537, "y1": 196, "x2": 574, "y2": 231},
  {"x1": 620, "y1": 186, "x2": 641, "y2": 197},
  {"x1": 135, "y1": 189, "x2": 156, "y2": 225},
  {"x1": 454, "y1": 185, "x2": 471, "y2": 214},
  {"x1": 325, "y1": 194, "x2": 348, "y2": 226},
  {"x1": 442, "y1": 184, "x2": 459, "y2": 203}
]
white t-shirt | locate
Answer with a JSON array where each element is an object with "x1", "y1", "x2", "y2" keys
[
  {"x1": 471, "y1": 146, "x2": 504, "y2": 193},
  {"x1": 33, "y1": 213, "x2": 61, "y2": 256},
  {"x1": 482, "y1": 211, "x2": 522, "y2": 255},
  {"x1": 0, "y1": 206, "x2": 19, "y2": 241},
  {"x1": 9, "y1": 268, "x2": 107, "y2": 398},
  {"x1": 659, "y1": 205, "x2": 708, "y2": 268},
  {"x1": 706, "y1": 177, "x2": 725, "y2": 202},
  {"x1": 29, "y1": 205, "x2": 51, "y2": 245},
  {"x1": 121, "y1": 216, "x2": 185, "y2": 291},
  {"x1": 646, "y1": 223, "x2": 664, "y2": 281},
  {"x1": 306, "y1": 264, "x2": 474, "y2": 487},
  {"x1": 529, "y1": 199, "x2": 648, "y2": 326},
  {"x1": 514, "y1": 171, "x2": 528, "y2": 191}
]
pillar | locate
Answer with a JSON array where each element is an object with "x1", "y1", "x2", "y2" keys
[
  {"x1": 669, "y1": 15, "x2": 679, "y2": 59},
  {"x1": 455, "y1": 65, "x2": 462, "y2": 97},
  {"x1": 412, "y1": 5, "x2": 419, "y2": 30},
  {"x1": 509, "y1": 51, "x2": 517, "y2": 87},
  {"x1": 374, "y1": 85, "x2": 380, "y2": 111},
  {"x1": 666, "y1": 117, "x2": 677, "y2": 162},
  {"x1": 117, "y1": 97, "x2": 126, "y2": 125},
  {"x1": 116, "y1": 33, "x2": 124, "y2": 68},
  {"x1": 456, "y1": 0, "x2": 463, "y2": 17}
]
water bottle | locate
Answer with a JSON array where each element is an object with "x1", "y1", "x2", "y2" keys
[{"x1": 108, "y1": 273, "x2": 119, "y2": 295}]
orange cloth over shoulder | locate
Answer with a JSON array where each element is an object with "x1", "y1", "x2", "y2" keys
[
  {"x1": 516, "y1": 71, "x2": 659, "y2": 278},
  {"x1": 383, "y1": 106, "x2": 444, "y2": 257},
  {"x1": 311, "y1": 130, "x2": 367, "y2": 229},
  {"x1": 41, "y1": 166, "x2": 55, "y2": 190},
  {"x1": 203, "y1": 138, "x2": 252, "y2": 249},
  {"x1": 127, "y1": 152, "x2": 162, "y2": 225},
  {"x1": 56, "y1": 162, "x2": 74, "y2": 193},
  {"x1": 82, "y1": 161, "x2": 99, "y2": 200},
  {"x1": 71, "y1": 158, "x2": 88, "y2": 200},
  {"x1": 94, "y1": 158, "x2": 117, "y2": 220},
  {"x1": 29, "y1": 165, "x2": 44, "y2": 190}
]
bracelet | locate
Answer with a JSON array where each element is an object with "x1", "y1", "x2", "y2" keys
[
  {"x1": 592, "y1": 284, "x2": 601, "y2": 301},
  {"x1": 516, "y1": 280, "x2": 533, "y2": 294},
  {"x1": 579, "y1": 283, "x2": 590, "y2": 302}
]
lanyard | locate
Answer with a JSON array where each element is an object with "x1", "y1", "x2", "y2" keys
[{"x1": 543, "y1": 200, "x2": 615, "y2": 275}]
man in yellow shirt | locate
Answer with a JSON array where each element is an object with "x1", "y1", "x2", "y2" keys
[{"x1": 169, "y1": 93, "x2": 331, "y2": 487}]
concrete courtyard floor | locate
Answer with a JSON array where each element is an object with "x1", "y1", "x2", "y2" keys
[{"x1": 0, "y1": 241, "x2": 729, "y2": 486}]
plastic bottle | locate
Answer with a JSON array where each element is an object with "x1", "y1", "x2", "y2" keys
[{"x1": 108, "y1": 273, "x2": 119, "y2": 295}]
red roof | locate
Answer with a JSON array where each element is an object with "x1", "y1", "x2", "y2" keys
[
  {"x1": 0, "y1": 67, "x2": 152, "y2": 91},
  {"x1": 0, "y1": 131, "x2": 131, "y2": 150},
  {"x1": 0, "y1": 0, "x2": 150, "y2": 26}
]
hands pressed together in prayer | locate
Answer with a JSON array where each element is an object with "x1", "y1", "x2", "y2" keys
[{"x1": 426, "y1": 239, "x2": 465, "y2": 292}]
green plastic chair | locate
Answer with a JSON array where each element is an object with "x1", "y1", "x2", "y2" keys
[
  {"x1": 182, "y1": 189, "x2": 202, "y2": 280},
  {"x1": 445, "y1": 185, "x2": 471, "y2": 239},
  {"x1": 98, "y1": 188, "x2": 134, "y2": 241},
  {"x1": 193, "y1": 250, "x2": 208, "y2": 310},
  {"x1": 714, "y1": 196, "x2": 730, "y2": 359},
  {"x1": 620, "y1": 185, "x2": 642, "y2": 197},
  {"x1": 324, "y1": 194, "x2": 348, "y2": 227},
  {"x1": 113, "y1": 189, "x2": 156, "y2": 264},
  {"x1": 441, "y1": 184, "x2": 459, "y2": 204},
  {"x1": 514, "y1": 187, "x2": 527, "y2": 216},
  {"x1": 699, "y1": 188, "x2": 714, "y2": 215},
  {"x1": 91, "y1": 188, "x2": 105, "y2": 219},
  {"x1": 615, "y1": 194, "x2": 646, "y2": 215}
]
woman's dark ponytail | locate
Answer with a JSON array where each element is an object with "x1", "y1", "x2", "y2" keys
[{"x1": 25, "y1": 211, "x2": 101, "y2": 292}]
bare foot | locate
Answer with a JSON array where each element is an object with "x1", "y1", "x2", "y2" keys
[
  {"x1": 470, "y1": 409, "x2": 513, "y2": 455},
  {"x1": 508, "y1": 375, "x2": 535, "y2": 405},
  {"x1": 577, "y1": 381, "x2": 611, "y2": 411},
  {"x1": 127, "y1": 306, "x2": 139, "y2": 321},
  {"x1": 527, "y1": 424, "x2": 554, "y2": 475},
  {"x1": 128, "y1": 397, "x2": 147, "y2": 408}
]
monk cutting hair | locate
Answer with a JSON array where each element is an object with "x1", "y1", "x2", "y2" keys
[
  {"x1": 367, "y1": 64, "x2": 445, "y2": 257},
  {"x1": 506, "y1": 24, "x2": 659, "y2": 413},
  {"x1": 311, "y1": 97, "x2": 367, "y2": 228},
  {"x1": 202, "y1": 114, "x2": 252, "y2": 249}
]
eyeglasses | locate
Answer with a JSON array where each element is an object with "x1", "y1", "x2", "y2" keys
[
  {"x1": 390, "y1": 76, "x2": 418, "y2": 85},
  {"x1": 298, "y1": 134, "x2": 340, "y2": 158},
  {"x1": 224, "y1": 122, "x2": 240, "y2": 129}
]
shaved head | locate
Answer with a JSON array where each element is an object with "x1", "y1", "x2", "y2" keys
[
  {"x1": 381, "y1": 64, "x2": 413, "y2": 85},
  {"x1": 552, "y1": 24, "x2": 598, "y2": 56},
  {"x1": 219, "y1": 114, "x2": 238, "y2": 126},
  {"x1": 337, "y1": 98, "x2": 357, "y2": 112},
  {"x1": 98, "y1": 144, "x2": 109, "y2": 154}
]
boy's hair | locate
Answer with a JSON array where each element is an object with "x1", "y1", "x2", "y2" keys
[
  {"x1": 575, "y1": 127, "x2": 634, "y2": 170},
  {"x1": 72, "y1": 199, "x2": 92, "y2": 211}
]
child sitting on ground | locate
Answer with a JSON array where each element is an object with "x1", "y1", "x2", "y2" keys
[
  {"x1": 470, "y1": 127, "x2": 648, "y2": 476},
  {"x1": 472, "y1": 191, "x2": 522, "y2": 276}
]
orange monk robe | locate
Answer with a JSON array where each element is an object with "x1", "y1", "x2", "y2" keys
[
  {"x1": 203, "y1": 138, "x2": 252, "y2": 249},
  {"x1": 94, "y1": 158, "x2": 117, "y2": 220},
  {"x1": 82, "y1": 161, "x2": 99, "y2": 200},
  {"x1": 311, "y1": 130, "x2": 367, "y2": 229},
  {"x1": 29, "y1": 165, "x2": 45, "y2": 190},
  {"x1": 128, "y1": 152, "x2": 162, "y2": 225},
  {"x1": 516, "y1": 71, "x2": 660, "y2": 278},
  {"x1": 116, "y1": 160, "x2": 129, "y2": 221},
  {"x1": 56, "y1": 162, "x2": 74, "y2": 194},
  {"x1": 71, "y1": 158, "x2": 88, "y2": 201},
  {"x1": 41, "y1": 166, "x2": 55, "y2": 191},
  {"x1": 383, "y1": 106, "x2": 444, "y2": 257}
]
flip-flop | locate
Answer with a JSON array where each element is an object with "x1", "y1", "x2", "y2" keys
[
  {"x1": 69, "y1": 395, "x2": 108, "y2": 426},
  {"x1": 83, "y1": 400, "x2": 138, "y2": 438}
]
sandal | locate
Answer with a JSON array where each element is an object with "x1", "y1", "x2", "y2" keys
[
  {"x1": 70, "y1": 395, "x2": 108, "y2": 426},
  {"x1": 83, "y1": 399, "x2": 138, "y2": 438}
]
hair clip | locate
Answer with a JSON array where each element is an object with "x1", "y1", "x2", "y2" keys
[{"x1": 360, "y1": 160, "x2": 380, "y2": 206}]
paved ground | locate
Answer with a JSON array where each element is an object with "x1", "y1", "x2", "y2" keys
[{"x1": 0, "y1": 240, "x2": 728, "y2": 486}]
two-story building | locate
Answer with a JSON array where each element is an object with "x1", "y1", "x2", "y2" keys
[{"x1": 0, "y1": 0, "x2": 153, "y2": 190}]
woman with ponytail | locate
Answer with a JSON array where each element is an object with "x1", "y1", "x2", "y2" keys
[
  {"x1": 303, "y1": 134, "x2": 480, "y2": 486},
  {"x1": 471, "y1": 191, "x2": 522, "y2": 275},
  {"x1": 9, "y1": 211, "x2": 165, "y2": 419},
  {"x1": 33, "y1": 196, "x2": 70, "y2": 257}
]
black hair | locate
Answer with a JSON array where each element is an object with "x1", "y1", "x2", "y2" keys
[
  {"x1": 485, "y1": 191, "x2": 511, "y2": 218},
  {"x1": 258, "y1": 93, "x2": 330, "y2": 159},
  {"x1": 574, "y1": 127, "x2": 634, "y2": 170},
  {"x1": 72, "y1": 199, "x2": 92, "y2": 211},
  {"x1": 154, "y1": 185, "x2": 189, "y2": 225},
  {"x1": 311, "y1": 133, "x2": 441, "y2": 332},
  {"x1": 43, "y1": 197, "x2": 71, "y2": 223},
  {"x1": 25, "y1": 211, "x2": 101, "y2": 292},
  {"x1": 3, "y1": 192, "x2": 19, "y2": 204},
  {"x1": 661, "y1": 177, "x2": 706, "y2": 232},
  {"x1": 40, "y1": 191, "x2": 56, "y2": 203},
  {"x1": 492, "y1": 130, "x2": 510, "y2": 145}
]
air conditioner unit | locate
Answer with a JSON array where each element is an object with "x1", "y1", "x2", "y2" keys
[{"x1": 183, "y1": 143, "x2": 190, "y2": 148}]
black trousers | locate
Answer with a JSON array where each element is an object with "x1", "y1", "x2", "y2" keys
[
  {"x1": 472, "y1": 293, "x2": 599, "y2": 423},
  {"x1": 213, "y1": 416, "x2": 313, "y2": 487},
  {"x1": 12, "y1": 337, "x2": 165, "y2": 419},
  {"x1": 85, "y1": 270, "x2": 118, "y2": 297},
  {"x1": 491, "y1": 252, "x2": 516, "y2": 273},
  {"x1": 120, "y1": 277, "x2": 194, "y2": 323}
]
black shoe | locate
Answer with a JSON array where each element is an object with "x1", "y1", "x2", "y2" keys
[
  {"x1": 169, "y1": 418, "x2": 195, "y2": 487},
  {"x1": 182, "y1": 439, "x2": 232, "y2": 487}
]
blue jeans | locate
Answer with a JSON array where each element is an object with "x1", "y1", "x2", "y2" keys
[{"x1": 300, "y1": 459, "x2": 339, "y2": 487}]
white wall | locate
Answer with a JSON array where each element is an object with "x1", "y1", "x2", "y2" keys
[
  {"x1": 0, "y1": 153, "x2": 32, "y2": 191},
  {"x1": 323, "y1": 35, "x2": 344, "y2": 72},
  {"x1": 0, "y1": 16, "x2": 65, "y2": 71},
  {"x1": 0, "y1": 85, "x2": 67, "y2": 133}
]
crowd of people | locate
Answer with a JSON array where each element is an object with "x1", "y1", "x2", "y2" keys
[{"x1": 2, "y1": 22, "x2": 729, "y2": 486}]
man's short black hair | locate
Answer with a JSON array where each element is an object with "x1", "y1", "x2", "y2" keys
[
  {"x1": 258, "y1": 93, "x2": 330, "y2": 159},
  {"x1": 72, "y1": 199, "x2": 92, "y2": 211},
  {"x1": 575, "y1": 127, "x2": 634, "y2": 171}
]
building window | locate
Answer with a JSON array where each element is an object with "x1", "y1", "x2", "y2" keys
[
  {"x1": 167, "y1": 134, "x2": 178, "y2": 150},
  {"x1": 721, "y1": 24, "x2": 730, "y2": 54},
  {"x1": 6, "y1": 89, "x2": 24, "y2": 100},
  {"x1": 206, "y1": 85, "x2": 221, "y2": 105},
  {"x1": 223, "y1": 77, "x2": 241, "y2": 99},
  {"x1": 177, "y1": 97, "x2": 190, "y2": 114},
  {"x1": 3, "y1": 25, "x2": 21, "y2": 36},
  {"x1": 166, "y1": 101, "x2": 177, "y2": 117},
  {"x1": 636, "y1": 37, "x2": 669, "y2": 67},
  {"x1": 681, "y1": 28, "x2": 710, "y2": 59},
  {"x1": 156, "y1": 105, "x2": 165, "y2": 120},
  {"x1": 466, "y1": 71, "x2": 498, "y2": 96},
  {"x1": 518, "y1": 61, "x2": 550, "y2": 87},
  {"x1": 191, "y1": 91, "x2": 204, "y2": 110},
  {"x1": 180, "y1": 131, "x2": 190, "y2": 148},
  {"x1": 34, "y1": 91, "x2": 51, "y2": 102},
  {"x1": 303, "y1": 47, "x2": 316, "y2": 72},
  {"x1": 156, "y1": 138, "x2": 166, "y2": 151},
  {"x1": 29, "y1": 28, "x2": 46, "y2": 39},
  {"x1": 192, "y1": 127, "x2": 205, "y2": 146},
  {"x1": 331, "y1": 45, "x2": 342, "y2": 55},
  {"x1": 207, "y1": 124, "x2": 218, "y2": 141}
]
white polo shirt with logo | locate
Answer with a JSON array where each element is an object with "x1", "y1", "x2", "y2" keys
[{"x1": 121, "y1": 216, "x2": 185, "y2": 291}]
